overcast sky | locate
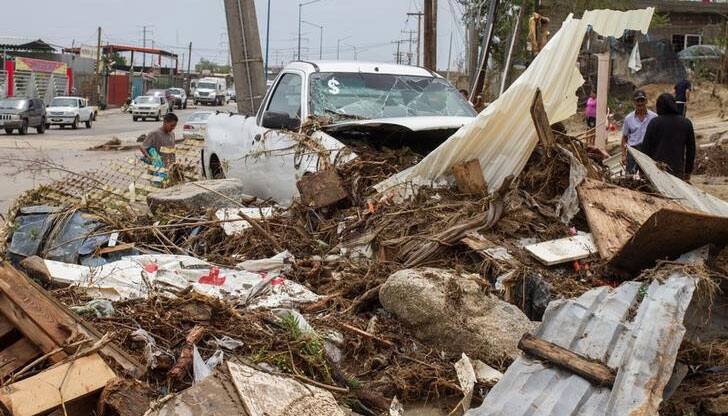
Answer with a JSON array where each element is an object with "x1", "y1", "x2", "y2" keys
[{"x1": 4, "y1": 0, "x2": 468, "y2": 71}]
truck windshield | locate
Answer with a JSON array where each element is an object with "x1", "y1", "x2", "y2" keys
[
  {"x1": 309, "y1": 72, "x2": 476, "y2": 121},
  {"x1": 0, "y1": 99, "x2": 27, "y2": 110},
  {"x1": 135, "y1": 97, "x2": 155, "y2": 104},
  {"x1": 50, "y1": 98, "x2": 78, "y2": 107},
  {"x1": 198, "y1": 82, "x2": 216, "y2": 89}
]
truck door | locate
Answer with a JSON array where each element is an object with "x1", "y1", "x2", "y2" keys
[{"x1": 240, "y1": 71, "x2": 307, "y2": 204}]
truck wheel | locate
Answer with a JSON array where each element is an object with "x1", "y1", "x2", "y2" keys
[
  {"x1": 71, "y1": 116, "x2": 79, "y2": 129},
  {"x1": 183, "y1": 100, "x2": 187, "y2": 109},
  {"x1": 155, "y1": 112, "x2": 161, "y2": 121},
  {"x1": 133, "y1": 116, "x2": 138, "y2": 122},
  {"x1": 4, "y1": 128, "x2": 13, "y2": 135},
  {"x1": 18, "y1": 121, "x2": 28, "y2": 135},
  {"x1": 85, "y1": 117, "x2": 92, "y2": 128},
  {"x1": 210, "y1": 155, "x2": 225, "y2": 179},
  {"x1": 37, "y1": 120, "x2": 46, "y2": 134}
]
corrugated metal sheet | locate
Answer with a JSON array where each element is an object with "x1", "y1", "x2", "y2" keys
[
  {"x1": 466, "y1": 272, "x2": 695, "y2": 416},
  {"x1": 630, "y1": 147, "x2": 728, "y2": 217},
  {"x1": 0, "y1": 37, "x2": 55, "y2": 51},
  {"x1": 375, "y1": 8, "x2": 654, "y2": 195}
]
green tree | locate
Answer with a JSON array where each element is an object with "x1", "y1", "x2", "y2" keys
[{"x1": 195, "y1": 58, "x2": 231, "y2": 74}]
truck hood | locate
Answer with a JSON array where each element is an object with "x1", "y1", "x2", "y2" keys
[
  {"x1": 0, "y1": 109, "x2": 22, "y2": 115},
  {"x1": 321, "y1": 116, "x2": 474, "y2": 134},
  {"x1": 47, "y1": 106, "x2": 78, "y2": 112}
]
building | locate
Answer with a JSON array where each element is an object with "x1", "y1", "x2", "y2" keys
[{"x1": 539, "y1": 0, "x2": 728, "y2": 52}]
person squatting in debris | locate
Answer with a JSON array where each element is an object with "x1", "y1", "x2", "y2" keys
[
  {"x1": 622, "y1": 90, "x2": 657, "y2": 174},
  {"x1": 139, "y1": 112, "x2": 178, "y2": 168},
  {"x1": 674, "y1": 78, "x2": 692, "y2": 117},
  {"x1": 642, "y1": 93, "x2": 696, "y2": 180}
]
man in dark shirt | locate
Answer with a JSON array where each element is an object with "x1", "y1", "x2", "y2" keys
[
  {"x1": 674, "y1": 79, "x2": 691, "y2": 116},
  {"x1": 642, "y1": 93, "x2": 696, "y2": 180},
  {"x1": 140, "y1": 112, "x2": 178, "y2": 167}
]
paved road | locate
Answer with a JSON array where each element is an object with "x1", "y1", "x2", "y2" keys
[{"x1": 0, "y1": 102, "x2": 236, "y2": 214}]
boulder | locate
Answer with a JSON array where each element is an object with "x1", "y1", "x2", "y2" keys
[
  {"x1": 147, "y1": 179, "x2": 255, "y2": 214},
  {"x1": 379, "y1": 268, "x2": 535, "y2": 364}
]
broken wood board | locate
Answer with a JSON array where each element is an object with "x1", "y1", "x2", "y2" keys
[
  {"x1": 630, "y1": 147, "x2": 728, "y2": 216},
  {"x1": 610, "y1": 208, "x2": 728, "y2": 272},
  {"x1": 578, "y1": 178, "x2": 685, "y2": 259},
  {"x1": 0, "y1": 353, "x2": 116, "y2": 416},
  {"x1": 461, "y1": 232, "x2": 515, "y2": 263},
  {"x1": 518, "y1": 333, "x2": 616, "y2": 387},
  {"x1": 524, "y1": 233, "x2": 597, "y2": 265},
  {"x1": 0, "y1": 265, "x2": 143, "y2": 377},
  {"x1": 530, "y1": 88, "x2": 556, "y2": 154},
  {"x1": 227, "y1": 361, "x2": 345, "y2": 416},
  {"x1": 452, "y1": 159, "x2": 488, "y2": 194},
  {"x1": 0, "y1": 338, "x2": 40, "y2": 380},
  {"x1": 296, "y1": 169, "x2": 348, "y2": 208},
  {"x1": 146, "y1": 368, "x2": 246, "y2": 415}
]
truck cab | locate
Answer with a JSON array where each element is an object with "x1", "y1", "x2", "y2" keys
[
  {"x1": 193, "y1": 77, "x2": 227, "y2": 106},
  {"x1": 203, "y1": 61, "x2": 476, "y2": 205},
  {"x1": 46, "y1": 96, "x2": 94, "y2": 129}
]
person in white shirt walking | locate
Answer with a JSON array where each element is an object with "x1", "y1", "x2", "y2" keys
[{"x1": 622, "y1": 90, "x2": 657, "y2": 174}]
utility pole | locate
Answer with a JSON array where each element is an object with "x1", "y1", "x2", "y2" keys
[
  {"x1": 95, "y1": 27, "x2": 102, "y2": 106},
  {"x1": 470, "y1": 0, "x2": 500, "y2": 103},
  {"x1": 423, "y1": 0, "x2": 437, "y2": 71},
  {"x1": 141, "y1": 26, "x2": 147, "y2": 70},
  {"x1": 407, "y1": 11, "x2": 424, "y2": 66},
  {"x1": 499, "y1": 4, "x2": 524, "y2": 96},
  {"x1": 337, "y1": 35, "x2": 352, "y2": 60},
  {"x1": 302, "y1": 20, "x2": 324, "y2": 60},
  {"x1": 264, "y1": 0, "x2": 272, "y2": 79},
  {"x1": 298, "y1": 0, "x2": 321, "y2": 60},
  {"x1": 445, "y1": 31, "x2": 453, "y2": 82},
  {"x1": 187, "y1": 42, "x2": 192, "y2": 92},
  {"x1": 223, "y1": 0, "x2": 266, "y2": 115},
  {"x1": 403, "y1": 29, "x2": 416, "y2": 65}
]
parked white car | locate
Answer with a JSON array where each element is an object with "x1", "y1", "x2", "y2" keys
[
  {"x1": 183, "y1": 111, "x2": 213, "y2": 139},
  {"x1": 131, "y1": 96, "x2": 171, "y2": 122},
  {"x1": 46, "y1": 96, "x2": 94, "y2": 129},
  {"x1": 203, "y1": 61, "x2": 476, "y2": 205}
]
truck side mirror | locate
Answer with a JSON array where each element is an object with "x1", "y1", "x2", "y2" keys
[{"x1": 261, "y1": 111, "x2": 300, "y2": 130}]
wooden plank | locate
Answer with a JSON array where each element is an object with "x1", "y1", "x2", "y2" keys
[
  {"x1": 0, "y1": 315, "x2": 16, "y2": 341},
  {"x1": 518, "y1": 333, "x2": 616, "y2": 387},
  {"x1": 97, "y1": 242, "x2": 135, "y2": 255},
  {"x1": 610, "y1": 208, "x2": 728, "y2": 272},
  {"x1": 524, "y1": 233, "x2": 597, "y2": 265},
  {"x1": 0, "y1": 338, "x2": 40, "y2": 379},
  {"x1": 577, "y1": 178, "x2": 685, "y2": 259},
  {"x1": 0, "y1": 293, "x2": 66, "y2": 363},
  {"x1": 452, "y1": 159, "x2": 488, "y2": 195},
  {"x1": 0, "y1": 353, "x2": 116, "y2": 416},
  {"x1": 0, "y1": 266, "x2": 143, "y2": 377},
  {"x1": 530, "y1": 88, "x2": 556, "y2": 154},
  {"x1": 296, "y1": 169, "x2": 348, "y2": 208}
]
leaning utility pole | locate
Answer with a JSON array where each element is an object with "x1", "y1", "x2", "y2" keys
[
  {"x1": 423, "y1": 0, "x2": 437, "y2": 71},
  {"x1": 469, "y1": 0, "x2": 500, "y2": 103},
  {"x1": 407, "y1": 11, "x2": 424, "y2": 66},
  {"x1": 223, "y1": 0, "x2": 267, "y2": 115}
]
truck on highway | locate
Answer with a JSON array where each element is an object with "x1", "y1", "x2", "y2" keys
[
  {"x1": 202, "y1": 61, "x2": 476, "y2": 205},
  {"x1": 193, "y1": 77, "x2": 227, "y2": 106}
]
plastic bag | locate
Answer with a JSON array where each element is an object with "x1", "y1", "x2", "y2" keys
[{"x1": 192, "y1": 345, "x2": 224, "y2": 384}]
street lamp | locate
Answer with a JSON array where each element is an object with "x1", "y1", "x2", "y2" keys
[
  {"x1": 337, "y1": 35, "x2": 352, "y2": 60},
  {"x1": 301, "y1": 20, "x2": 324, "y2": 60},
  {"x1": 298, "y1": 0, "x2": 321, "y2": 60},
  {"x1": 343, "y1": 42, "x2": 357, "y2": 60}
]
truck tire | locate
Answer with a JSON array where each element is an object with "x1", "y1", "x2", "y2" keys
[
  {"x1": 18, "y1": 121, "x2": 28, "y2": 135},
  {"x1": 183, "y1": 100, "x2": 187, "y2": 109},
  {"x1": 156, "y1": 111, "x2": 161, "y2": 121},
  {"x1": 133, "y1": 116, "x2": 139, "y2": 122},
  {"x1": 4, "y1": 128, "x2": 13, "y2": 135},
  {"x1": 209, "y1": 155, "x2": 225, "y2": 179},
  {"x1": 85, "y1": 117, "x2": 92, "y2": 128},
  {"x1": 71, "y1": 116, "x2": 79, "y2": 129},
  {"x1": 37, "y1": 119, "x2": 46, "y2": 134}
]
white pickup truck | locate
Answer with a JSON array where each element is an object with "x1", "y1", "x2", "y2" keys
[
  {"x1": 202, "y1": 61, "x2": 476, "y2": 205},
  {"x1": 46, "y1": 96, "x2": 94, "y2": 129}
]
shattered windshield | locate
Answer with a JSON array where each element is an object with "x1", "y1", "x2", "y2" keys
[
  {"x1": 0, "y1": 99, "x2": 27, "y2": 110},
  {"x1": 309, "y1": 72, "x2": 475, "y2": 121},
  {"x1": 50, "y1": 98, "x2": 78, "y2": 107}
]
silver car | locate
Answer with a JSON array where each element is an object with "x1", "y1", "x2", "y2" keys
[
  {"x1": 183, "y1": 111, "x2": 213, "y2": 139},
  {"x1": 169, "y1": 88, "x2": 188, "y2": 109}
]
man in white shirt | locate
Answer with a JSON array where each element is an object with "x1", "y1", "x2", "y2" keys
[{"x1": 622, "y1": 90, "x2": 657, "y2": 174}]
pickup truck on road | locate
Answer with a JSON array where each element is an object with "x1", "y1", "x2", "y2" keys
[
  {"x1": 202, "y1": 61, "x2": 476, "y2": 205},
  {"x1": 46, "y1": 96, "x2": 94, "y2": 129}
]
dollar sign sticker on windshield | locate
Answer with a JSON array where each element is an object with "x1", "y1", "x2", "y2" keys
[{"x1": 328, "y1": 78, "x2": 340, "y2": 95}]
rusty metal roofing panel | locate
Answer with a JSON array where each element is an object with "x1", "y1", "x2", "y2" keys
[{"x1": 466, "y1": 273, "x2": 696, "y2": 416}]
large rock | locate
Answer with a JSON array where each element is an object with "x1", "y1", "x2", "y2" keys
[
  {"x1": 380, "y1": 268, "x2": 535, "y2": 364},
  {"x1": 147, "y1": 179, "x2": 254, "y2": 213}
]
